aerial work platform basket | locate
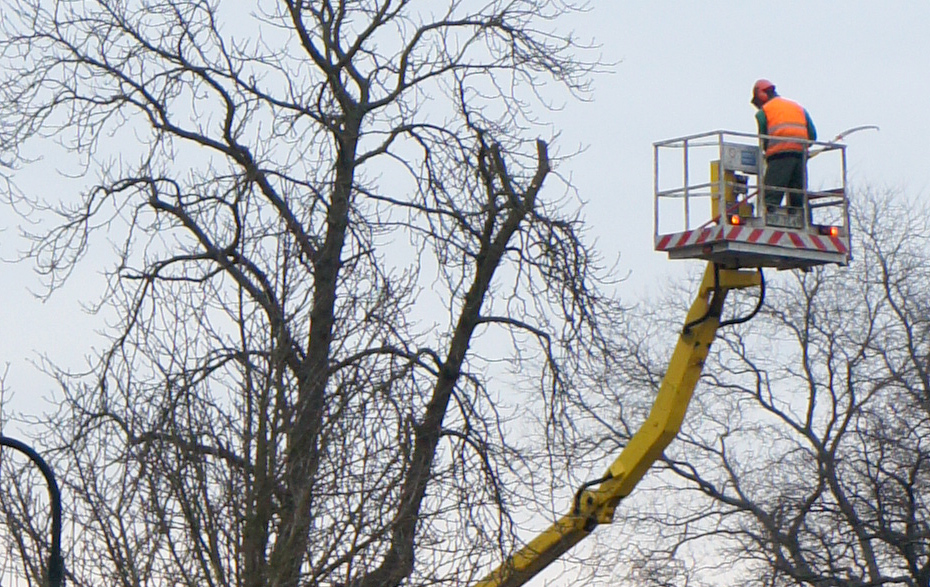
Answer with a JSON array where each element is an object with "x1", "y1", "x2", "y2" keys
[{"x1": 654, "y1": 130, "x2": 851, "y2": 270}]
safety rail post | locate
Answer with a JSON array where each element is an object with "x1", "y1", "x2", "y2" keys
[
  {"x1": 682, "y1": 138, "x2": 690, "y2": 229},
  {"x1": 0, "y1": 436, "x2": 64, "y2": 587},
  {"x1": 803, "y1": 148, "x2": 810, "y2": 222},
  {"x1": 654, "y1": 142, "x2": 660, "y2": 245},
  {"x1": 716, "y1": 133, "x2": 724, "y2": 224},
  {"x1": 757, "y1": 134, "x2": 768, "y2": 223},
  {"x1": 841, "y1": 143, "x2": 849, "y2": 226}
]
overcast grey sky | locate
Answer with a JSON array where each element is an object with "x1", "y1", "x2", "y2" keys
[{"x1": 2, "y1": 2, "x2": 928, "y2": 414}]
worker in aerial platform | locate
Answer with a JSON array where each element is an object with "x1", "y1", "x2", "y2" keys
[{"x1": 751, "y1": 79, "x2": 817, "y2": 214}]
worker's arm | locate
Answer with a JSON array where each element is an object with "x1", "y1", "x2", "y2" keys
[
  {"x1": 805, "y1": 110, "x2": 817, "y2": 141},
  {"x1": 755, "y1": 110, "x2": 768, "y2": 150}
]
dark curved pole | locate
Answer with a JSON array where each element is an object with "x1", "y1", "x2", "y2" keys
[{"x1": 0, "y1": 436, "x2": 64, "y2": 587}]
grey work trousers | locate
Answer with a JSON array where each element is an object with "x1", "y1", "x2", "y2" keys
[{"x1": 763, "y1": 153, "x2": 806, "y2": 209}]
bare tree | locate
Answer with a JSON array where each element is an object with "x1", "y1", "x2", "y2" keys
[
  {"x1": 583, "y1": 192, "x2": 930, "y2": 587},
  {"x1": 0, "y1": 2, "x2": 620, "y2": 586}
]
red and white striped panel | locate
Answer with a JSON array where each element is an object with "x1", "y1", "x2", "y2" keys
[{"x1": 655, "y1": 225, "x2": 848, "y2": 254}]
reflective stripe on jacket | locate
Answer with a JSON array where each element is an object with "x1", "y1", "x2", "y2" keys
[{"x1": 761, "y1": 97, "x2": 810, "y2": 157}]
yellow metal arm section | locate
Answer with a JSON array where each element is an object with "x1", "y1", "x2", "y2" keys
[{"x1": 474, "y1": 263, "x2": 761, "y2": 587}]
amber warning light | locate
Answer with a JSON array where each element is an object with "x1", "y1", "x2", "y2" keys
[
  {"x1": 818, "y1": 225, "x2": 841, "y2": 237},
  {"x1": 730, "y1": 214, "x2": 741, "y2": 225}
]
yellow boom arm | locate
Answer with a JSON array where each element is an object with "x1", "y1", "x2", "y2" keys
[{"x1": 475, "y1": 263, "x2": 761, "y2": 587}]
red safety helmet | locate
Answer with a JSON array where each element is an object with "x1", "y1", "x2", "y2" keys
[{"x1": 751, "y1": 79, "x2": 775, "y2": 107}]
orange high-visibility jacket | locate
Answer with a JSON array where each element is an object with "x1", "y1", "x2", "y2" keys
[{"x1": 761, "y1": 97, "x2": 811, "y2": 156}]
